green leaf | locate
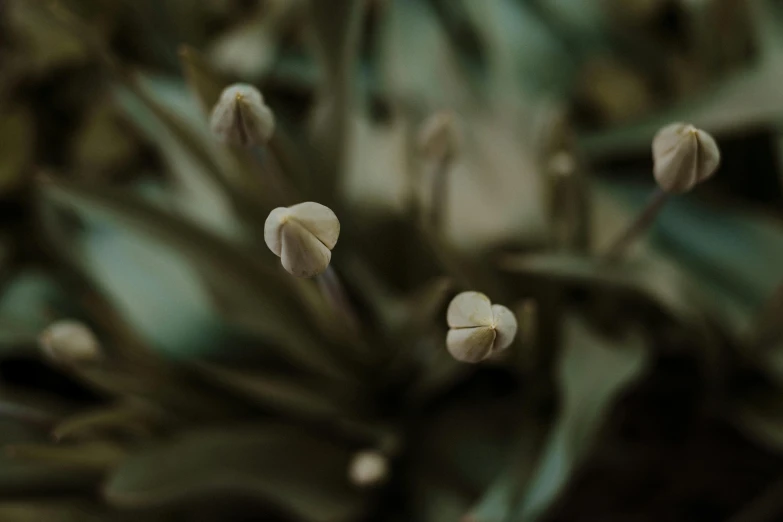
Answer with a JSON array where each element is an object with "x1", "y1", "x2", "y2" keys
[
  {"x1": 37, "y1": 176, "x2": 351, "y2": 381},
  {"x1": 732, "y1": 385, "x2": 783, "y2": 455},
  {"x1": 0, "y1": 105, "x2": 34, "y2": 195},
  {"x1": 179, "y1": 46, "x2": 226, "y2": 116},
  {"x1": 6, "y1": 442, "x2": 126, "y2": 471},
  {"x1": 603, "y1": 182, "x2": 783, "y2": 340},
  {"x1": 511, "y1": 315, "x2": 649, "y2": 521},
  {"x1": 500, "y1": 252, "x2": 714, "y2": 338},
  {"x1": 104, "y1": 425, "x2": 365, "y2": 522},
  {"x1": 52, "y1": 404, "x2": 154, "y2": 442},
  {"x1": 0, "y1": 461, "x2": 101, "y2": 499},
  {"x1": 468, "y1": 413, "x2": 550, "y2": 522},
  {"x1": 190, "y1": 362, "x2": 356, "y2": 420}
]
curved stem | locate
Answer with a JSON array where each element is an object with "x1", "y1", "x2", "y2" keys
[
  {"x1": 603, "y1": 188, "x2": 668, "y2": 262},
  {"x1": 429, "y1": 155, "x2": 452, "y2": 233}
]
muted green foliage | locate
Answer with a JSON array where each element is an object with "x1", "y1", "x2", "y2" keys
[{"x1": 0, "y1": 1, "x2": 782, "y2": 521}]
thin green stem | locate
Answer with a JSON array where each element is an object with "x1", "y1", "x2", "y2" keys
[{"x1": 603, "y1": 188, "x2": 668, "y2": 262}]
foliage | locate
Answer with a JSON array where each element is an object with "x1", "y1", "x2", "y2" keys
[{"x1": 0, "y1": 1, "x2": 781, "y2": 521}]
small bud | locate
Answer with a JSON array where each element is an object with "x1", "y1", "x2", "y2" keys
[
  {"x1": 417, "y1": 111, "x2": 461, "y2": 162},
  {"x1": 652, "y1": 123, "x2": 720, "y2": 193},
  {"x1": 348, "y1": 450, "x2": 388, "y2": 487},
  {"x1": 210, "y1": 84, "x2": 275, "y2": 147},
  {"x1": 446, "y1": 292, "x2": 518, "y2": 363},
  {"x1": 264, "y1": 202, "x2": 340, "y2": 278},
  {"x1": 39, "y1": 321, "x2": 101, "y2": 364}
]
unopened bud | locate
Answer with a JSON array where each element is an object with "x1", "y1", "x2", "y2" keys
[
  {"x1": 264, "y1": 202, "x2": 340, "y2": 278},
  {"x1": 39, "y1": 321, "x2": 101, "y2": 364},
  {"x1": 210, "y1": 84, "x2": 275, "y2": 147},
  {"x1": 446, "y1": 292, "x2": 517, "y2": 363},
  {"x1": 348, "y1": 450, "x2": 388, "y2": 487},
  {"x1": 652, "y1": 123, "x2": 720, "y2": 193},
  {"x1": 417, "y1": 111, "x2": 461, "y2": 162}
]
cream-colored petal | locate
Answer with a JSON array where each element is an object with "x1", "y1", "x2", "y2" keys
[
  {"x1": 491, "y1": 304, "x2": 518, "y2": 352},
  {"x1": 652, "y1": 123, "x2": 719, "y2": 194},
  {"x1": 288, "y1": 202, "x2": 340, "y2": 250},
  {"x1": 651, "y1": 123, "x2": 688, "y2": 160},
  {"x1": 446, "y1": 326, "x2": 495, "y2": 363},
  {"x1": 653, "y1": 134, "x2": 697, "y2": 193},
  {"x1": 263, "y1": 207, "x2": 290, "y2": 257},
  {"x1": 240, "y1": 97, "x2": 275, "y2": 144},
  {"x1": 695, "y1": 129, "x2": 720, "y2": 180},
  {"x1": 210, "y1": 84, "x2": 274, "y2": 147},
  {"x1": 280, "y1": 220, "x2": 332, "y2": 278},
  {"x1": 446, "y1": 291, "x2": 493, "y2": 328},
  {"x1": 209, "y1": 91, "x2": 239, "y2": 143}
]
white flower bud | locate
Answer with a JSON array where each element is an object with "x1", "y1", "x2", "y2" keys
[
  {"x1": 417, "y1": 111, "x2": 461, "y2": 162},
  {"x1": 446, "y1": 292, "x2": 518, "y2": 363},
  {"x1": 348, "y1": 450, "x2": 388, "y2": 487},
  {"x1": 39, "y1": 321, "x2": 101, "y2": 364},
  {"x1": 209, "y1": 84, "x2": 275, "y2": 147},
  {"x1": 264, "y1": 202, "x2": 340, "y2": 278},
  {"x1": 652, "y1": 123, "x2": 720, "y2": 194}
]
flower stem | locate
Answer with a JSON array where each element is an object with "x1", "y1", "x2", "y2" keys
[
  {"x1": 603, "y1": 188, "x2": 668, "y2": 262},
  {"x1": 318, "y1": 266, "x2": 361, "y2": 333},
  {"x1": 429, "y1": 155, "x2": 451, "y2": 233}
]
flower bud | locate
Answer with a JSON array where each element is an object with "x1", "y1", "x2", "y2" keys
[
  {"x1": 264, "y1": 202, "x2": 340, "y2": 278},
  {"x1": 39, "y1": 321, "x2": 101, "y2": 364},
  {"x1": 446, "y1": 292, "x2": 518, "y2": 363},
  {"x1": 652, "y1": 123, "x2": 720, "y2": 193},
  {"x1": 417, "y1": 111, "x2": 461, "y2": 162},
  {"x1": 348, "y1": 450, "x2": 388, "y2": 487},
  {"x1": 209, "y1": 84, "x2": 275, "y2": 147}
]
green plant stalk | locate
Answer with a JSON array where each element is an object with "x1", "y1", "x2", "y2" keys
[{"x1": 603, "y1": 188, "x2": 668, "y2": 262}]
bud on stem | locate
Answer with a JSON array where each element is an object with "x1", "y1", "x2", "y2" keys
[
  {"x1": 417, "y1": 112, "x2": 461, "y2": 233},
  {"x1": 603, "y1": 122, "x2": 720, "y2": 261}
]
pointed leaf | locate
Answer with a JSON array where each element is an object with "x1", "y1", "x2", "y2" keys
[
  {"x1": 104, "y1": 425, "x2": 365, "y2": 522},
  {"x1": 37, "y1": 176, "x2": 350, "y2": 381}
]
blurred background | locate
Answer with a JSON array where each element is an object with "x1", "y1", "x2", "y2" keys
[{"x1": 1, "y1": 0, "x2": 783, "y2": 521}]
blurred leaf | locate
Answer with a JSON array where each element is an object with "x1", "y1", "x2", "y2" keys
[
  {"x1": 305, "y1": 0, "x2": 363, "y2": 192},
  {"x1": 0, "y1": 459, "x2": 102, "y2": 499},
  {"x1": 0, "y1": 271, "x2": 76, "y2": 352},
  {"x1": 305, "y1": 0, "x2": 362, "y2": 86},
  {"x1": 190, "y1": 361, "x2": 355, "y2": 420},
  {"x1": 377, "y1": 0, "x2": 470, "y2": 107},
  {"x1": 104, "y1": 425, "x2": 364, "y2": 522},
  {"x1": 511, "y1": 315, "x2": 648, "y2": 521},
  {"x1": 468, "y1": 410, "x2": 550, "y2": 522},
  {"x1": 500, "y1": 252, "x2": 714, "y2": 340},
  {"x1": 8, "y1": 1, "x2": 90, "y2": 73},
  {"x1": 0, "y1": 105, "x2": 34, "y2": 195},
  {"x1": 113, "y1": 77, "x2": 242, "y2": 238},
  {"x1": 0, "y1": 502, "x2": 107, "y2": 522},
  {"x1": 343, "y1": 113, "x2": 412, "y2": 215},
  {"x1": 446, "y1": 110, "x2": 549, "y2": 250},
  {"x1": 179, "y1": 46, "x2": 225, "y2": 116},
  {"x1": 206, "y1": 3, "x2": 293, "y2": 82},
  {"x1": 604, "y1": 182, "x2": 783, "y2": 338},
  {"x1": 460, "y1": 0, "x2": 575, "y2": 100},
  {"x1": 732, "y1": 386, "x2": 783, "y2": 455},
  {"x1": 409, "y1": 387, "x2": 526, "y2": 521},
  {"x1": 7, "y1": 442, "x2": 126, "y2": 471},
  {"x1": 71, "y1": 98, "x2": 137, "y2": 178},
  {"x1": 53, "y1": 404, "x2": 154, "y2": 442},
  {"x1": 38, "y1": 176, "x2": 351, "y2": 381}
]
